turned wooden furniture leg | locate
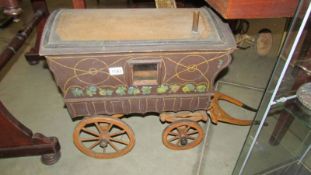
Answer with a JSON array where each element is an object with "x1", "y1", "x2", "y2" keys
[
  {"x1": 269, "y1": 108, "x2": 294, "y2": 145},
  {"x1": 25, "y1": 0, "x2": 87, "y2": 65},
  {"x1": 25, "y1": 0, "x2": 49, "y2": 65},
  {"x1": 0, "y1": 101, "x2": 61, "y2": 165},
  {"x1": 0, "y1": 10, "x2": 44, "y2": 69}
]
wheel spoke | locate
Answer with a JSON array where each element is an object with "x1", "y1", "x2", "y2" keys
[
  {"x1": 80, "y1": 137, "x2": 99, "y2": 142},
  {"x1": 107, "y1": 123, "x2": 113, "y2": 132},
  {"x1": 81, "y1": 128, "x2": 99, "y2": 137},
  {"x1": 110, "y1": 138, "x2": 129, "y2": 145},
  {"x1": 94, "y1": 122, "x2": 102, "y2": 133},
  {"x1": 177, "y1": 138, "x2": 181, "y2": 146},
  {"x1": 109, "y1": 141, "x2": 119, "y2": 152},
  {"x1": 177, "y1": 126, "x2": 183, "y2": 134},
  {"x1": 168, "y1": 131, "x2": 178, "y2": 136},
  {"x1": 177, "y1": 125, "x2": 188, "y2": 135},
  {"x1": 168, "y1": 136, "x2": 179, "y2": 142},
  {"x1": 187, "y1": 136, "x2": 196, "y2": 140},
  {"x1": 187, "y1": 130, "x2": 199, "y2": 135},
  {"x1": 75, "y1": 117, "x2": 135, "y2": 158},
  {"x1": 110, "y1": 130, "x2": 126, "y2": 137},
  {"x1": 185, "y1": 125, "x2": 191, "y2": 132},
  {"x1": 88, "y1": 140, "x2": 100, "y2": 149},
  {"x1": 162, "y1": 121, "x2": 203, "y2": 150}
]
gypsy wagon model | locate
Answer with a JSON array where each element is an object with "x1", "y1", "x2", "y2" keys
[{"x1": 39, "y1": 7, "x2": 252, "y2": 158}]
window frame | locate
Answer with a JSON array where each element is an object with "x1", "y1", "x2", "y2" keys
[{"x1": 127, "y1": 59, "x2": 162, "y2": 86}]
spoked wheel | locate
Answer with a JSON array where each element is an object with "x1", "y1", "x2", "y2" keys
[
  {"x1": 73, "y1": 116, "x2": 135, "y2": 159},
  {"x1": 162, "y1": 120, "x2": 204, "y2": 150}
]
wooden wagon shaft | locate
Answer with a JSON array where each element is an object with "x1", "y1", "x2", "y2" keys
[
  {"x1": 208, "y1": 92, "x2": 256, "y2": 126},
  {"x1": 160, "y1": 92, "x2": 255, "y2": 125},
  {"x1": 24, "y1": 0, "x2": 50, "y2": 65}
]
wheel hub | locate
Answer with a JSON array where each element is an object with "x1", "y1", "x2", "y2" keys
[
  {"x1": 99, "y1": 131, "x2": 110, "y2": 148},
  {"x1": 162, "y1": 120, "x2": 204, "y2": 150},
  {"x1": 99, "y1": 139, "x2": 109, "y2": 148},
  {"x1": 178, "y1": 128, "x2": 189, "y2": 146},
  {"x1": 180, "y1": 137, "x2": 188, "y2": 146}
]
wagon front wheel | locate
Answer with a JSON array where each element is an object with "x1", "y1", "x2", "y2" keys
[
  {"x1": 73, "y1": 116, "x2": 135, "y2": 159},
  {"x1": 162, "y1": 120, "x2": 204, "y2": 150}
]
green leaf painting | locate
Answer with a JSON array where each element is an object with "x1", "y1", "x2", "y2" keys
[
  {"x1": 196, "y1": 84, "x2": 207, "y2": 93},
  {"x1": 106, "y1": 89, "x2": 113, "y2": 96},
  {"x1": 116, "y1": 86, "x2": 127, "y2": 96},
  {"x1": 169, "y1": 84, "x2": 180, "y2": 93},
  {"x1": 128, "y1": 86, "x2": 140, "y2": 95},
  {"x1": 141, "y1": 86, "x2": 152, "y2": 95},
  {"x1": 71, "y1": 87, "x2": 84, "y2": 97},
  {"x1": 99, "y1": 88, "x2": 113, "y2": 96},
  {"x1": 182, "y1": 83, "x2": 195, "y2": 93},
  {"x1": 69, "y1": 82, "x2": 208, "y2": 97},
  {"x1": 86, "y1": 85, "x2": 97, "y2": 97},
  {"x1": 157, "y1": 85, "x2": 169, "y2": 94}
]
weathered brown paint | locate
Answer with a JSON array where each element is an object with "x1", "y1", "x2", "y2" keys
[{"x1": 40, "y1": 8, "x2": 236, "y2": 119}]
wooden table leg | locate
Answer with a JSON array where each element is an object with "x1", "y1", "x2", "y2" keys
[
  {"x1": 269, "y1": 107, "x2": 294, "y2": 145},
  {"x1": 0, "y1": 102, "x2": 61, "y2": 165},
  {"x1": 0, "y1": 3, "x2": 61, "y2": 164},
  {"x1": 25, "y1": 0, "x2": 49, "y2": 65}
]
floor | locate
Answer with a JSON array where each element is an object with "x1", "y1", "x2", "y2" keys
[
  {"x1": 0, "y1": 0, "x2": 305, "y2": 175},
  {"x1": 271, "y1": 163, "x2": 311, "y2": 175}
]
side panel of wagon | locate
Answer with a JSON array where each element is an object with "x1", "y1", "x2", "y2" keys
[{"x1": 47, "y1": 52, "x2": 231, "y2": 117}]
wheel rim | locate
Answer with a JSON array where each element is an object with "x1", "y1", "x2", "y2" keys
[
  {"x1": 162, "y1": 120, "x2": 204, "y2": 150},
  {"x1": 73, "y1": 117, "x2": 135, "y2": 158}
]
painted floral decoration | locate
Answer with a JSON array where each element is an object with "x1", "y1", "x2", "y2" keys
[
  {"x1": 71, "y1": 87, "x2": 84, "y2": 97},
  {"x1": 169, "y1": 84, "x2": 180, "y2": 93},
  {"x1": 157, "y1": 85, "x2": 169, "y2": 94},
  {"x1": 196, "y1": 84, "x2": 207, "y2": 93},
  {"x1": 99, "y1": 88, "x2": 113, "y2": 96},
  {"x1": 141, "y1": 86, "x2": 152, "y2": 95},
  {"x1": 128, "y1": 86, "x2": 140, "y2": 95},
  {"x1": 86, "y1": 85, "x2": 97, "y2": 97},
  {"x1": 182, "y1": 83, "x2": 195, "y2": 93},
  {"x1": 69, "y1": 82, "x2": 208, "y2": 97},
  {"x1": 116, "y1": 86, "x2": 127, "y2": 96},
  {"x1": 105, "y1": 89, "x2": 113, "y2": 96}
]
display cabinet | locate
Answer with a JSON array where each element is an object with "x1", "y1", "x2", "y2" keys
[{"x1": 233, "y1": 0, "x2": 311, "y2": 174}]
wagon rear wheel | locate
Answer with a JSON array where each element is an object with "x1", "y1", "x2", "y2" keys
[
  {"x1": 73, "y1": 116, "x2": 135, "y2": 159},
  {"x1": 162, "y1": 120, "x2": 204, "y2": 150}
]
